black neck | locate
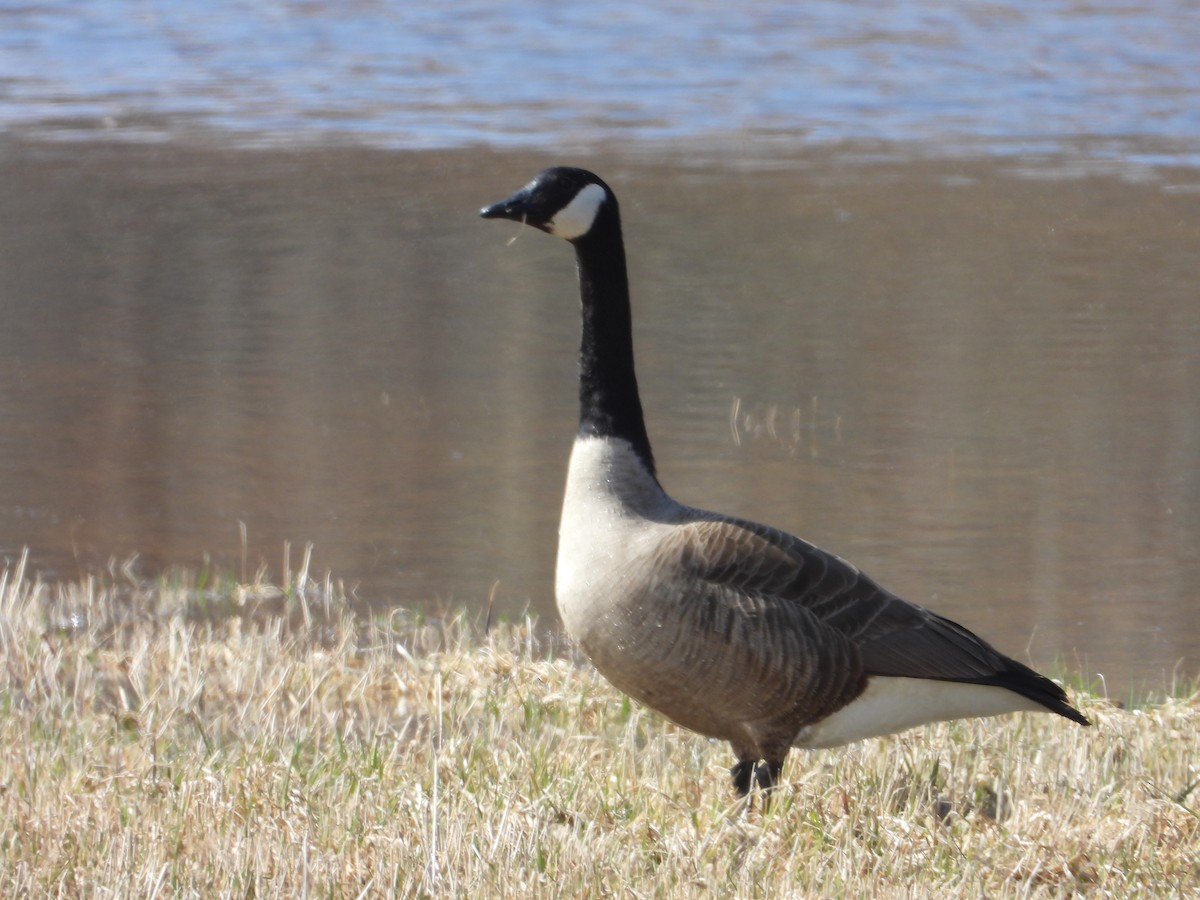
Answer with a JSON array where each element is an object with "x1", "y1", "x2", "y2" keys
[{"x1": 573, "y1": 208, "x2": 657, "y2": 476}]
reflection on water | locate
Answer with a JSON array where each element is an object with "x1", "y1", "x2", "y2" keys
[{"x1": 0, "y1": 139, "x2": 1197, "y2": 699}]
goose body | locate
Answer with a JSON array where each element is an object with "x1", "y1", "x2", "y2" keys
[{"x1": 482, "y1": 168, "x2": 1089, "y2": 796}]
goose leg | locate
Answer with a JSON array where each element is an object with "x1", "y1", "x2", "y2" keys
[
  {"x1": 731, "y1": 757, "x2": 785, "y2": 801},
  {"x1": 730, "y1": 760, "x2": 756, "y2": 797},
  {"x1": 755, "y1": 759, "x2": 783, "y2": 792}
]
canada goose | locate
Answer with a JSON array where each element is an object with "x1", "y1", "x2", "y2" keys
[{"x1": 481, "y1": 167, "x2": 1089, "y2": 797}]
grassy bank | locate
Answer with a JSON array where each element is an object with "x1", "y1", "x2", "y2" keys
[{"x1": 1, "y1": 552, "x2": 1196, "y2": 897}]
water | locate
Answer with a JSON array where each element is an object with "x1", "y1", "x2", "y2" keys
[
  {"x1": 1, "y1": 2, "x2": 1199, "y2": 698},
  {"x1": 1, "y1": 143, "x2": 1197, "y2": 699},
  {"x1": 1, "y1": 2, "x2": 1199, "y2": 162}
]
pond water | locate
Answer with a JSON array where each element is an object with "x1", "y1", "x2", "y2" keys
[
  {"x1": 1, "y1": 142, "x2": 1197, "y2": 699},
  {"x1": 1, "y1": 0, "x2": 1198, "y2": 164}
]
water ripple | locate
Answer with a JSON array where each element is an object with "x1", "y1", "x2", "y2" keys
[{"x1": 2, "y1": 1, "x2": 1199, "y2": 162}]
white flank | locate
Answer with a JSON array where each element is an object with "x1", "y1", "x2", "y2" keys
[
  {"x1": 549, "y1": 182, "x2": 608, "y2": 239},
  {"x1": 794, "y1": 676, "x2": 1045, "y2": 749}
]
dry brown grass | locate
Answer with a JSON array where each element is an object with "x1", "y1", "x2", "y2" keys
[{"x1": 1, "y1": 549, "x2": 1197, "y2": 897}]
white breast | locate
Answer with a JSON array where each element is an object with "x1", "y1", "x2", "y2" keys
[{"x1": 554, "y1": 436, "x2": 682, "y2": 642}]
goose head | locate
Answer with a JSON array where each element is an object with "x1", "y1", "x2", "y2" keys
[{"x1": 480, "y1": 167, "x2": 615, "y2": 242}]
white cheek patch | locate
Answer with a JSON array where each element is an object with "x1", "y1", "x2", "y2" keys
[{"x1": 548, "y1": 182, "x2": 607, "y2": 239}]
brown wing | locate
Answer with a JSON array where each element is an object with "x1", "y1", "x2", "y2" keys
[
  {"x1": 661, "y1": 514, "x2": 1087, "y2": 724},
  {"x1": 646, "y1": 517, "x2": 864, "y2": 730}
]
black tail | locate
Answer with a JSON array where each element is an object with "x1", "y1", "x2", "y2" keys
[{"x1": 976, "y1": 658, "x2": 1091, "y2": 726}]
